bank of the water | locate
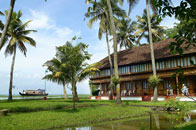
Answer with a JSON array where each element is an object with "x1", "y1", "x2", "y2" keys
[
  {"x1": 0, "y1": 103, "x2": 150, "y2": 129},
  {"x1": 0, "y1": 94, "x2": 90, "y2": 101},
  {"x1": 0, "y1": 99, "x2": 196, "y2": 130},
  {"x1": 65, "y1": 112, "x2": 196, "y2": 130}
]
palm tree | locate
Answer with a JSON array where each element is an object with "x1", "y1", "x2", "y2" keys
[
  {"x1": 43, "y1": 58, "x2": 69, "y2": 99},
  {"x1": 105, "y1": 0, "x2": 122, "y2": 104},
  {"x1": 117, "y1": 18, "x2": 136, "y2": 49},
  {"x1": 55, "y1": 40, "x2": 99, "y2": 108},
  {"x1": 0, "y1": 11, "x2": 4, "y2": 30},
  {"x1": 85, "y1": 0, "x2": 126, "y2": 100},
  {"x1": 123, "y1": 0, "x2": 158, "y2": 101},
  {"x1": 134, "y1": 9, "x2": 166, "y2": 45},
  {"x1": 0, "y1": 0, "x2": 16, "y2": 49},
  {"x1": 0, "y1": 10, "x2": 37, "y2": 100}
]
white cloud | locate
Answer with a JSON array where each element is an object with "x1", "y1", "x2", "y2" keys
[{"x1": 27, "y1": 10, "x2": 55, "y2": 30}]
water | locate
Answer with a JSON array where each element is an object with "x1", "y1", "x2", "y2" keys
[
  {"x1": 65, "y1": 112, "x2": 196, "y2": 130},
  {"x1": 0, "y1": 95, "x2": 64, "y2": 100}
]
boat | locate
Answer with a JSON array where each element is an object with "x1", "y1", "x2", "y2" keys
[{"x1": 19, "y1": 89, "x2": 48, "y2": 96}]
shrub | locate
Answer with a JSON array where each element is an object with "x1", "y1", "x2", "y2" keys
[
  {"x1": 148, "y1": 75, "x2": 160, "y2": 87},
  {"x1": 165, "y1": 98, "x2": 190, "y2": 112}
]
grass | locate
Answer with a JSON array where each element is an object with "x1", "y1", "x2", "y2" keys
[
  {"x1": 0, "y1": 99, "x2": 150, "y2": 130},
  {"x1": 0, "y1": 98, "x2": 196, "y2": 130},
  {"x1": 174, "y1": 120, "x2": 196, "y2": 130}
]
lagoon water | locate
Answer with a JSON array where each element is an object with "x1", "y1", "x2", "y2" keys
[
  {"x1": 0, "y1": 95, "x2": 64, "y2": 100},
  {"x1": 65, "y1": 112, "x2": 196, "y2": 130}
]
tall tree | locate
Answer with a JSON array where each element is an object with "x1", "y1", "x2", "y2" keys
[
  {"x1": 146, "y1": 0, "x2": 157, "y2": 101},
  {"x1": 0, "y1": 11, "x2": 37, "y2": 100},
  {"x1": 43, "y1": 58, "x2": 69, "y2": 99},
  {"x1": 134, "y1": 9, "x2": 166, "y2": 44},
  {"x1": 85, "y1": 0, "x2": 126, "y2": 100},
  {"x1": 55, "y1": 39, "x2": 99, "y2": 108},
  {"x1": 106, "y1": 0, "x2": 122, "y2": 104},
  {"x1": 0, "y1": 0, "x2": 16, "y2": 49},
  {"x1": 117, "y1": 18, "x2": 136, "y2": 49},
  {"x1": 122, "y1": 0, "x2": 158, "y2": 101},
  {"x1": 0, "y1": 11, "x2": 4, "y2": 30}
]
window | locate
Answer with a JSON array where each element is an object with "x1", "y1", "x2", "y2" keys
[
  {"x1": 162, "y1": 61, "x2": 165, "y2": 69},
  {"x1": 188, "y1": 57, "x2": 191, "y2": 66},
  {"x1": 142, "y1": 80, "x2": 149, "y2": 89},
  {"x1": 143, "y1": 64, "x2": 146, "y2": 71},
  {"x1": 191, "y1": 56, "x2": 196, "y2": 64},
  {"x1": 168, "y1": 60, "x2": 171, "y2": 68},
  {"x1": 136, "y1": 65, "x2": 138, "y2": 72},
  {"x1": 126, "y1": 66, "x2": 130, "y2": 73},
  {"x1": 177, "y1": 59, "x2": 181, "y2": 66},
  {"x1": 131, "y1": 66, "x2": 133, "y2": 72},
  {"x1": 184, "y1": 57, "x2": 187, "y2": 66},
  {"x1": 163, "y1": 79, "x2": 171, "y2": 89},
  {"x1": 173, "y1": 59, "x2": 177, "y2": 67},
  {"x1": 159, "y1": 62, "x2": 163, "y2": 70},
  {"x1": 149, "y1": 64, "x2": 152, "y2": 71},
  {"x1": 180, "y1": 58, "x2": 184, "y2": 67},
  {"x1": 156, "y1": 62, "x2": 159, "y2": 70},
  {"x1": 125, "y1": 82, "x2": 132, "y2": 90}
]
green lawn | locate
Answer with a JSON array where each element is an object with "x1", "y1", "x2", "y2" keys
[{"x1": 0, "y1": 98, "x2": 196, "y2": 130}]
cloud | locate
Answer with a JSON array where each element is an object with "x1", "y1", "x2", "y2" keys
[{"x1": 27, "y1": 10, "x2": 55, "y2": 30}]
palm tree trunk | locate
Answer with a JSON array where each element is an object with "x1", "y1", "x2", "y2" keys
[
  {"x1": 63, "y1": 84, "x2": 68, "y2": 99},
  {"x1": 0, "y1": 0, "x2": 15, "y2": 49},
  {"x1": 176, "y1": 74, "x2": 179, "y2": 96},
  {"x1": 72, "y1": 81, "x2": 79, "y2": 102},
  {"x1": 106, "y1": 0, "x2": 121, "y2": 104},
  {"x1": 8, "y1": 47, "x2": 16, "y2": 101},
  {"x1": 106, "y1": 32, "x2": 113, "y2": 100},
  {"x1": 146, "y1": 0, "x2": 157, "y2": 101}
]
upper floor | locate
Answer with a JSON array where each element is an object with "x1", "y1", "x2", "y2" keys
[{"x1": 90, "y1": 55, "x2": 196, "y2": 79}]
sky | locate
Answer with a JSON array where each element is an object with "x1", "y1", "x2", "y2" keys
[{"x1": 0, "y1": 0, "x2": 179, "y2": 95}]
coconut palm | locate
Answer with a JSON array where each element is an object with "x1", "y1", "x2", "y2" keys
[
  {"x1": 0, "y1": 0, "x2": 16, "y2": 49},
  {"x1": 105, "y1": 0, "x2": 122, "y2": 104},
  {"x1": 117, "y1": 18, "x2": 136, "y2": 49},
  {"x1": 0, "y1": 10, "x2": 37, "y2": 100},
  {"x1": 134, "y1": 9, "x2": 166, "y2": 45},
  {"x1": 123, "y1": 0, "x2": 158, "y2": 101},
  {"x1": 85, "y1": 0, "x2": 126, "y2": 100},
  {"x1": 0, "y1": 11, "x2": 4, "y2": 30},
  {"x1": 54, "y1": 39, "x2": 99, "y2": 109},
  {"x1": 43, "y1": 58, "x2": 69, "y2": 99}
]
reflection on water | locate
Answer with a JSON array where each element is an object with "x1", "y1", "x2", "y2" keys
[{"x1": 65, "y1": 112, "x2": 196, "y2": 130}]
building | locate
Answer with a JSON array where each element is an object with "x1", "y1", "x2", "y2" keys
[{"x1": 89, "y1": 39, "x2": 196, "y2": 101}]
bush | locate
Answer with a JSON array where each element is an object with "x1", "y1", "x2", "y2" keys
[
  {"x1": 148, "y1": 75, "x2": 160, "y2": 87},
  {"x1": 165, "y1": 98, "x2": 189, "y2": 112}
]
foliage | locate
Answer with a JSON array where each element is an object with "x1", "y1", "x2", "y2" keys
[
  {"x1": 43, "y1": 57, "x2": 69, "y2": 86},
  {"x1": 116, "y1": 18, "x2": 136, "y2": 49},
  {"x1": 0, "y1": 10, "x2": 36, "y2": 55},
  {"x1": 0, "y1": 11, "x2": 4, "y2": 30},
  {"x1": 85, "y1": 0, "x2": 126, "y2": 40},
  {"x1": 45, "y1": 37, "x2": 100, "y2": 105},
  {"x1": 134, "y1": 9, "x2": 166, "y2": 44},
  {"x1": 148, "y1": 75, "x2": 160, "y2": 87},
  {"x1": 112, "y1": 76, "x2": 120, "y2": 85},
  {"x1": 165, "y1": 98, "x2": 190, "y2": 112},
  {"x1": 154, "y1": 0, "x2": 196, "y2": 55}
]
